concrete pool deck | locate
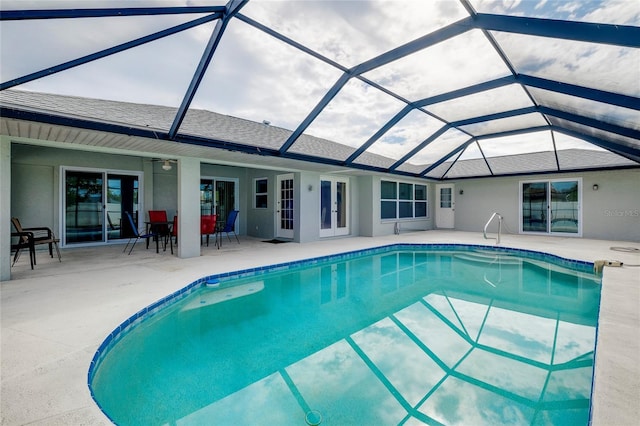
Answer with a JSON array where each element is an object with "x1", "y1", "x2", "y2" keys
[{"x1": 1, "y1": 231, "x2": 638, "y2": 425}]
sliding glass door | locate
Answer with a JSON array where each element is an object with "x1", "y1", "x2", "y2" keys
[
  {"x1": 200, "y1": 177, "x2": 238, "y2": 229},
  {"x1": 63, "y1": 169, "x2": 141, "y2": 245},
  {"x1": 521, "y1": 179, "x2": 581, "y2": 235},
  {"x1": 106, "y1": 174, "x2": 140, "y2": 240},
  {"x1": 65, "y1": 171, "x2": 103, "y2": 244}
]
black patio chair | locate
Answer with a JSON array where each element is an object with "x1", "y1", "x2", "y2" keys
[
  {"x1": 11, "y1": 231, "x2": 36, "y2": 269},
  {"x1": 11, "y1": 217, "x2": 61, "y2": 263},
  {"x1": 123, "y1": 211, "x2": 155, "y2": 255}
]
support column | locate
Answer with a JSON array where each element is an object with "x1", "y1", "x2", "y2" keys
[
  {"x1": 177, "y1": 157, "x2": 201, "y2": 258},
  {"x1": 1, "y1": 138, "x2": 12, "y2": 281}
]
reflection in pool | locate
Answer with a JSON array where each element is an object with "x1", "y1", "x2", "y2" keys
[{"x1": 89, "y1": 245, "x2": 601, "y2": 425}]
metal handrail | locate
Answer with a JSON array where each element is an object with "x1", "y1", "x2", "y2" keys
[{"x1": 483, "y1": 212, "x2": 503, "y2": 244}]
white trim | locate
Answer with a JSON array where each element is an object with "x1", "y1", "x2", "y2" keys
[{"x1": 253, "y1": 177, "x2": 268, "y2": 209}]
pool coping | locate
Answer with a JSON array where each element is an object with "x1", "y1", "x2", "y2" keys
[{"x1": 3, "y1": 231, "x2": 636, "y2": 426}]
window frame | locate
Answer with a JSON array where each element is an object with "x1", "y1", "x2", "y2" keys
[
  {"x1": 253, "y1": 177, "x2": 268, "y2": 209},
  {"x1": 380, "y1": 180, "x2": 428, "y2": 221}
]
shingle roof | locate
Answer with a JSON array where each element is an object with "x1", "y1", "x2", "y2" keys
[{"x1": 1, "y1": 1, "x2": 638, "y2": 179}]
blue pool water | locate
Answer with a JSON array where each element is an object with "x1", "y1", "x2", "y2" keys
[{"x1": 89, "y1": 244, "x2": 601, "y2": 425}]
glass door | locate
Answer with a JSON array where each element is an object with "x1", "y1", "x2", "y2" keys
[
  {"x1": 216, "y1": 180, "x2": 236, "y2": 228},
  {"x1": 550, "y1": 180, "x2": 580, "y2": 234},
  {"x1": 64, "y1": 169, "x2": 141, "y2": 245},
  {"x1": 276, "y1": 174, "x2": 294, "y2": 239},
  {"x1": 65, "y1": 171, "x2": 104, "y2": 244},
  {"x1": 522, "y1": 182, "x2": 549, "y2": 233},
  {"x1": 320, "y1": 176, "x2": 348, "y2": 237},
  {"x1": 200, "y1": 177, "x2": 238, "y2": 230},
  {"x1": 107, "y1": 175, "x2": 140, "y2": 240},
  {"x1": 200, "y1": 180, "x2": 214, "y2": 215},
  {"x1": 521, "y1": 179, "x2": 581, "y2": 235}
]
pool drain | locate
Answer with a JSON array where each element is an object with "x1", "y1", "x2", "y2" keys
[{"x1": 305, "y1": 410, "x2": 322, "y2": 425}]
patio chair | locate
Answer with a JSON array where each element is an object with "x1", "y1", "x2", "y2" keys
[
  {"x1": 200, "y1": 214, "x2": 217, "y2": 247},
  {"x1": 11, "y1": 217, "x2": 61, "y2": 263},
  {"x1": 148, "y1": 210, "x2": 173, "y2": 254},
  {"x1": 11, "y1": 231, "x2": 36, "y2": 269},
  {"x1": 123, "y1": 211, "x2": 155, "y2": 255},
  {"x1": 171, "y1": 215, "x2": 178, "y2": 246},
  {"x1": 218, "y1": 210, "x2": 240, "y2": 247}
]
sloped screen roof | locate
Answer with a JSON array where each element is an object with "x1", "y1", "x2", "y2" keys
[{"x1": 1, "y1": 0, "x2": 639, "y2": 179}]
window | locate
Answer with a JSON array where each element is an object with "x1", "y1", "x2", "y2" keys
[
  {"x1": 254, "y1": 178, "x2": 268, "y2": 209},
  {"x1": 381, "y1": 180, "x2": 428, "y2": 220}
]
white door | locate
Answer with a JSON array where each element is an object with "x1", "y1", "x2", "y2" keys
[
  {"x1": 435, "y1": 184, "x2": 455, "y2": 229},
  {"x1": 320, "y1": 177, "x2": 349, "y2": 237},
  {"x1": 276, "y1": 174, "x2": 294, "y2": 239}
]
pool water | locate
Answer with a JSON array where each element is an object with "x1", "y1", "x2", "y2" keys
[{"x1": 89, "y1": 245, "x2": 601, "y2": 425}]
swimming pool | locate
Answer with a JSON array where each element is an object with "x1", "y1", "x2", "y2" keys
[{"x1": 88, "y1": 244, "x2": 601, "y2": 425}]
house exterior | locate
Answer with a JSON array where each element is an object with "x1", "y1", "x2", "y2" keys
[
  {"x1": 2, "y1": 90, "x2": 638, "y2": 281},
  {"x1": 2, "y1": 2, "x2": 639, "y2": 281}
]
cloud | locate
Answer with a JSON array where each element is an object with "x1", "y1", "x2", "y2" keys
[
  {"x1": 1, "y1": 3, "x2": 217, "y2": 106},
  {"x1": 190, "y1": 18, "x2": 343, "y2": 131},
  {"x1": 242, "y1": 0, "x2": 469, "y2": 68},
  {"x1": 363, "y1": 29, "x2": 512, "y2": 102},
  {"x1": 366, "y1": 109, "x2": 446, "y2": 160},
  {"x1": 407, "y1": 128, "x2": 470, "y2": 166},
  {"x1": 305, "y1": 78, "x2": 406, "y2": 147},
  {"x1": 470, "y1": 0, "x2": 637, "y2": 24},
  {"x1": 427, "y1": 84, "x2": 533, "y2": 123},
  {"x1": 476, "y1": 131, "x2": 554, "y2": 158},
  {"x1": 493, "y1": 32, "x2": 640, "y2": 97}
]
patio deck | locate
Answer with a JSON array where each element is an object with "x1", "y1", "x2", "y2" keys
[{"x1": 1, "y1": 231, "x2": 638, "y2": 425}]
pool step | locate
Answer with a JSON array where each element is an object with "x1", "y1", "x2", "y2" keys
[
  {"x1": 456, "y1": 252, "x2": 596, "y2": 281},
  {"x1": 181, "y1": 281, "x2": 264, "y2": 311},
  {"x1": 454, "y1": 252, "x2": 522, "y2": 265}
]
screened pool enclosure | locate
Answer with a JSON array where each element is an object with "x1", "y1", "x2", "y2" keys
[{"x1": 1, "y1": 0, "x2": 638, "y2": 180}]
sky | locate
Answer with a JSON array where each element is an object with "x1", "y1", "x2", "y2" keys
[{"x1": 1, "y1": 0, "x2": 638, "y2": 169}]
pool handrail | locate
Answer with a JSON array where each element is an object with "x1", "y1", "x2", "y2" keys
[{"x1": 484, "y1": 212, "x2": 503, "y2": 244}]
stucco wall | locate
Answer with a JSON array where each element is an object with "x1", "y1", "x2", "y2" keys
[
  {"x1": 244, "y1": 169, "x2": 279, "y2": 239},
  {"x1": 10, "y1": 143, "x2": 639, "y2": 246},
  {"x1": 10, "y1": 144, "x2": 145, "y2": 237},
  {"x1": 580, "y1": 170, "x2": 640, "y2": 241},
  {"x1": 453, "y1": 169, "x2": 640, "y2": 242},
  {"x1": 152, "y1": 163, "x2": 177, "y2": 219},
  {"x1": 298, "y1": 172, "x2": 318, "y2": 243},
  {"x1": 357, "y1": 176, "x2": 375, "y2": 237},
  {"x1": 1, "y1": 138, "x2": 11, "y2": 281}
]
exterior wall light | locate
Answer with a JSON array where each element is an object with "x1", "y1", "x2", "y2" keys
[{"x1": 592, "y1": 184, "x2": 599, "y2": 191}]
